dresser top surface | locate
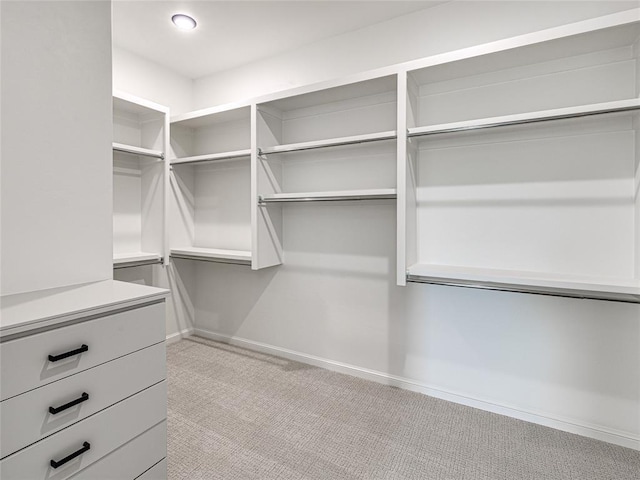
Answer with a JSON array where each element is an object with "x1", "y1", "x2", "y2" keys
[{"x1": 0, "y1": 280, "x2": 169, "y2": 338}]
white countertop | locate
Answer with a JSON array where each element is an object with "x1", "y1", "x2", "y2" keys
[{"x1": 0, "y1": 280, "x2": 169, "y2": 338}]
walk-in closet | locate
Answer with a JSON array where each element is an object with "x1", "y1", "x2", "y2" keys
[{"x1": 1, "y1": 1, "x2": 639, "y2": 479}]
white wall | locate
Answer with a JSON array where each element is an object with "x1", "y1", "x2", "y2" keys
[
  {"x1": 113, "y1": 261, "x2": 196, "y2": 342},
  {"x1": 113, "y1": 47, "x2": 193, "y2": 115},
  {"x1": 1, "y1": 1, "x2": 112, "y2": 295},
  {"x1": 194, "y1": 0, "x2": 640, "y2": 108}
]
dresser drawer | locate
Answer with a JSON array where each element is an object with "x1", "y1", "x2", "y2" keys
[
  {"x1": 68, "y1": 421, "x2": 166, "y2": 480},
  {"x1": 0, "y1": 342, "x2": 166, "y2": 458},
  {"x1": 0, "y1": 302, "x2": 165, "y2": 401},
  {"x1": 0, "y1": 381, "x2": 166, "y2": 480}
]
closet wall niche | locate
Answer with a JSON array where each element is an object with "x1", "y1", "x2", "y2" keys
[
  {"x1": 169, "y1": 105, "x2": 252, "y2": 267},
  {"x1": 401, "y1": 20, "x2": 640, "y2": 302},
  {"x1": 112, "y1": 92, "x2": 169, "y2": 269},
  {"x1": 255, "y1": 75, "x2": 399, "y2": 269}
]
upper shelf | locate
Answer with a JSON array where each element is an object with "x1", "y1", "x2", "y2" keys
[
  {"x1": 170, "y1": 149, "x2": 251, "y2": 166},
  {"x1": 113, "y1": 91, "x2": 169, "y2": 118},
  {"x1": 171, "y1": 104, "x2": 251, "y2": 128},
  {"x1": 259, "y1": 188, "x2": 397, "y2": 204},
  {"x1": 408, "y1": 98, "x2": 640, "y2": 138},
  {"x1": 406, "y1": 264, "x2": 640, "y2": 303},
  {"x1": 258, "y1": 131, "x2": 396, "y2": 156},
  {"x1": 113, "y1": 142, "x2": 164, "y2": 159}
]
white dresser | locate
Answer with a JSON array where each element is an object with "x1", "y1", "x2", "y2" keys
[{"x1": 0, "y1": 280, "x2": 169, "y2": 480}]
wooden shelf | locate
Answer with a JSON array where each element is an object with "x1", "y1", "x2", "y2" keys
[
  {"x1": 259, "y1": 188, "x2": 397, "y2": 204},
  {"x1": 259, "y1": 131, "x2": 396, "y2": 155},
  {"x1": 112, "y1": 142, "x2": 164, "y2": 159},
  {"x1": 113, "y1": 252, "x2": 163, "y2": 269},
  {"x1": 408, "y1": 98, "x2": 640, "y2": 138},
  {"x1": 170, "y1": 149, "x2": 251, "y2": 166},
  {"x1": 406, "y1": 264, "x2": 640, "y2": 303},
  {"x1": 170, "y1": 247, "x2": 252, "y2": 265}
]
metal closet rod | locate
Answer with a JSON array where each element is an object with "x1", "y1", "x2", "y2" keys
[
  {"x1": 258, "y1": 131, "x2": 397, "y2": 157},
  {"x1": 169, "y1": 253, "x2": 251, "y2": 266},
  {"x1": 406, "y1": 275, "x2": 640, "y2": 304},
  {"x1": 258, "y1": 194, "x2": 397, "y2": 205},
  {"x1": 113, "y1": 257, "x2": 164, "y2": 269},
  {"x1": 408, "y1": 104, "x2": 640, "y2": 138},
  {"x1": 170, "y1": 151, "x2": 251, "y2": 166}
]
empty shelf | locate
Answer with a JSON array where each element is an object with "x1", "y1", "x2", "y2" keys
[
  {"x1": 408, "y1": 98, "x2": 640, "y2": 138},
  {"x1": 259, "y1": 188, "x2": 397, "y2": 204},
  {"x1": 406, "y1": 264, "x2": 640, "y2": 303},
  {"x1": 259, "y1": 131, "x2": 397, "y2": 155},
  {"x1": 171, "y1": 149, "x2": 251, "y2": 166},
  {"x1": 113, "y1": 252, "x2": 163, "y2": 269},
  {"x1": 112, "y1": 142, "x2": 164, "y2": 159},
  {"x1": 170, "y1": 247, "x2": 252, "y2": 265}
]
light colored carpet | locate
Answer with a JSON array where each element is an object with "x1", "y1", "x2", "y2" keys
[{"x1": 167, "y1": 337, "x2": 640, "y2": 480}]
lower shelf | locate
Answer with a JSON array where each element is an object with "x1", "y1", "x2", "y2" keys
[
  {"x1": 406, "y1": 264, "x2": 640, "y2": 303},
  {"x1": 113, "y1": 252, "x2": 163, "y2": 269},
  {"x1": 170, "y1": 247, "x2": 252, "y2": 266}
]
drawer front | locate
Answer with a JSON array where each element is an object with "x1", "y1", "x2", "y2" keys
[
  {"x1": 136, "y1": 458, "x2": 167, "y2": 480},
  {"x1": 69, "y1": 421, "x2": 166, "y2": 480},
  {"x1": 0, "y1": 381, "x2": 166, "y2": 480},
  {"x1": 1, "y1": 342, "x2": 166, "y2": 458},
  {"x1": 0, "y1": 302, "x2": 165, "y2": 401}
]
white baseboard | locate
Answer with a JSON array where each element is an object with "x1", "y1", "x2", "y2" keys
[
  {"x1": 192, "y1": 328, "x2": 639, "y2": 451},
  {"x1": 166, "y1": 327, "x2": 194, "y2": 345}
]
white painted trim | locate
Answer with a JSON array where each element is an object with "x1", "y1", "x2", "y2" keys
[
  {"x1": 166, "y1": 327, "x2": 194, "y2": 345},
  {"x1": 192, "y1": 328, "x2": 640, "y2": 451}
]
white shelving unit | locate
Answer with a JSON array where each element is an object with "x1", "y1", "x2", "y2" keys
[
  {"x1": 398, "y1": 14, "x2": 640, "y2": 302},
  {"x1": 112, "y1": 92, "x2": 169, "y2": 269},
  {"x1": 169, "y1": 105, "x2": 252, "y2": 266},
  {"x1": 255, "y1": 76, "x2": 398, "y2": 269},
  {"x1": 161, "y1": 9, "x2": 640, "y2": 303}
]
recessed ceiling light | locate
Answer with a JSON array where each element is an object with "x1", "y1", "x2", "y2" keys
[{"x1": 172, "y1": 14, "x2": 197, "y2": 31}]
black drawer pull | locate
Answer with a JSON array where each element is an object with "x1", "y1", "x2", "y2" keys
[
  {"x1": 49, "y1": 392, "x2": 89, "y2": 415},
  {"x1": 50, "y1": 441, "x2": 90, "y2": 469},
  {"x1": 48, "y1": 344, "x2": 88, "y2": 362}
]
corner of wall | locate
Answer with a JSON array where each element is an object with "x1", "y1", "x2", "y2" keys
[{"x1": 112, "y1": 46, "x2": 195, "y2": 115}]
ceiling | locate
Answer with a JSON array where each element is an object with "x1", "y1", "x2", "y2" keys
[{"x1": 112, "y1": 1, "x2": 447, "y2": 80}]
